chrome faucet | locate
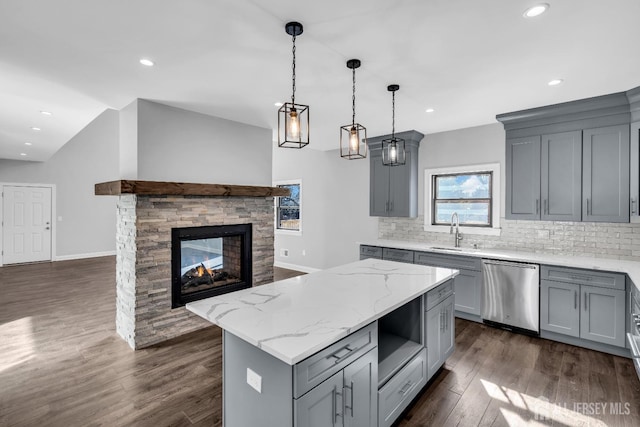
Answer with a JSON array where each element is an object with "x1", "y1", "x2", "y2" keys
[{"x1": 450, "y1": 212, "x2": 463, "y2": 248}]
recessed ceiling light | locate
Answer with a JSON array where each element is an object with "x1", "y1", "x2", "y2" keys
[
  {"x1": 40, "y1": 110, "x2": 52, "y2": 116},
  {"x1": 548, "y1": 79, "x2": 564, "y2": 86},
  {"x1": 31, "y1": 127, "x2": 41, "y2": 131},
  {"x1": 25, "y1": 142, "x2": 32, "y2": 146},
  {"x1": 425, "y1": 108, "x2": 435, "y2": 113},
  {"x1": 20, "y1": 153, "x2": 27, "y2": 156},
  {"x1": 139, "y1": 58, "x2": 155, "y2": 67},
  {"x1": 523, "y1": 3, "x2": 549, "y2": 18},
  {"x1": 274, "y1": 102, "x2": 283, "y2": 107}
]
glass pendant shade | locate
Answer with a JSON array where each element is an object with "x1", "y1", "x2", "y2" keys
[
  {"x1": 381, "y1": 84, "x2": 406, "y2": 166},
  {"x1": 278, "y1": 102, "x2": 309, "y2": 148},
  {"x1": 278, "y1": 21, "x2": 310, "y2": 149},
  {"x1": 340, "y1": 58, "x2": 367, "y2": 159},
  {"x1": 340, "y1": 123, "x2": 367, "y2": 159},
  {"x1": 381, "y1": 137, "x2": 406, "y2": 165}
]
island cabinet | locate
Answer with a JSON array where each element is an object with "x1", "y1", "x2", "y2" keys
[
  {"x1": 425, "y1": 280, "x2": 455, "y2": 379},
  {"x1": 540, "y1": 265, "x2": 627, "y2": 348},
  {"x1": 415, "y1": 251, "x2": 482, "y2": 318}
]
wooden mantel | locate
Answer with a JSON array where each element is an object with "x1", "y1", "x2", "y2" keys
[{"x1": 95, "y1": 180, "x2": 289, "y2": 197}]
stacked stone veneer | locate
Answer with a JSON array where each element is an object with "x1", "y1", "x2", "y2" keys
[
  {"x1": 379, "y1": 217, "x2": 640, "y2": 261},
  {"x1": 116, "y1": 194, "x2": 275, "y2": 349}
]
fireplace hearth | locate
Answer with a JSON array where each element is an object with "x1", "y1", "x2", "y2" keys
[{"x1": 171, "y1": 223, "x2": 252, "y2": 308}]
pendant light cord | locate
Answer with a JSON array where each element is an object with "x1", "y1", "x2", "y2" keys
[
  {"x1": 391, "y1": 90, "x2": 396, "y2": 138},
  {"x1": 352, "y1": 67, "x2": 356, "y2": 126},
  {"x1": 291, "y1": 33, "x2": 296, "y2": 104}
]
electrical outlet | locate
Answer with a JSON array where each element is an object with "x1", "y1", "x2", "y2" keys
[
  {"x1": 247, "y1": 368, "x2": 262, "y2": 393},
  {"x1": 280, "y1": 249, "x2": 289, "y2": 257}
]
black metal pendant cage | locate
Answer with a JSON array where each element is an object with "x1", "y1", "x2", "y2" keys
[
  {"x1": 278, "y1": 102, "x2": 310, "y2": 148},
  {"x1": 382, "y1": 84, "x2": 406, "y2": 166},
  {"x1": 278, "y1": 21, "x2": 310, "y2": 149},
  {"x1": 340, "y1": 58, "x2": 367, "y2": 159}
]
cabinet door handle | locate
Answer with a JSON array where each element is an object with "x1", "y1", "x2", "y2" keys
[
  {"x1": 544, "y1": 199, "x2": 548, "y2": 215},
  {"x1": 586, "y1": 199, "x2": 590, "y2": 216},
  {"x1": 584, "y1": 292, "x2": 588, "y2": 311},
  {"x1": 390, "y1": 201, "x2": 394, "y2": 212},
  {"x1": 536, "y1": 199, "x2": 539, "y2": 215},
  {"x1": 632, "y1": 198, "x2": 637, "y2": 215},
  {"x1": 399, "y1": 381, "x2": 413, "y2": 395},
  {"x1": 440, "y1": 311, "x2": 444, "y2": 332},
  {"x1": 574, "y1": 290, "x2": 577, "y2": 310},
  {"x1": 333, "y1": 387, "x2": 342, "y2": 424},
  {"x1": 344, "y1": 381, "x2": 354, "y2": 417}
]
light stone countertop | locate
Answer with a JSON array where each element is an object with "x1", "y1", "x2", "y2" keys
[
  {"x1": 186, "y1": 258, "x2": 458, "y2": 365},
  {"x1": 361, "y1": 239, "x2": 640, "y2": 292}
]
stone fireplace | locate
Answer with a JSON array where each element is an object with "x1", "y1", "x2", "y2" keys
[{"x1": 95, "y1": 180, "x2": 288, "y2": 350}]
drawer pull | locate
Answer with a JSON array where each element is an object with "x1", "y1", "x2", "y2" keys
[
  {"x1": 329, "y1": 346, "x2": 354, "y2": 363},
  {"x1": 399, "y1": 381, "x2": 413, "y2": 396},
  {"x1": 569, "y1": 275, "x2": 591, "y2": 282}
]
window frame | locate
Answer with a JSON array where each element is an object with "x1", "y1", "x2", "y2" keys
[
  {"x1": 274, "y1": 179, "x2": 302, "y2": 236},
  {"x1": 431, "y1": 171, "x2": 493, "y2": 227},
  {"x1": 424, "y1": 163, "x2": 501, "y2": 236}
]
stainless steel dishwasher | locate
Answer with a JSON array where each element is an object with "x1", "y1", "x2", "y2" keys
[{"x1": 481, "y1": 259, "x2": 540, "y2": 334}]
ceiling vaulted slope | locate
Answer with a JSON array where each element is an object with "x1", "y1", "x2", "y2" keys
[{"x1": 1, "y1": 0, "x2": 639, "y2": 161}]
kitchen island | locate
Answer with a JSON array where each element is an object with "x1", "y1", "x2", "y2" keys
[{"x1": 187, "y1": 258, "x2": 458, "y2": 427}]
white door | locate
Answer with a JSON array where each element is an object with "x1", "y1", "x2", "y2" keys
[{"x1": 2, "y1": 186, "x2": 52, "y2": 264}]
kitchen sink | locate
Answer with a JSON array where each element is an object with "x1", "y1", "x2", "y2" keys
[{"x1": 430, "y1": 247, "x2": 463, "y2": 252}]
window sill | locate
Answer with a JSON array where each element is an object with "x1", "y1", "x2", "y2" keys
[
  {"x1": 423, "y1": 224, "x2": 502, "y2": 236},
  {"x1": 276, "y1": 229, "x2": 302, "y2": 237}
]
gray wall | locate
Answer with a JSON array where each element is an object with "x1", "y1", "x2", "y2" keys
[
  {"x1": 137, "y1": 100, "x2": 272, "y2": 185},
  {"x1": 272, "y1": 145, "x2": 377, "y2": 271},
  {"x1": 0, "y1": 109, "x2": 120, "y2": 258}
]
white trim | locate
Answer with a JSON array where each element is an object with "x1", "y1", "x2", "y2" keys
[
  {"x1": 423, "y1": 163, "x2": 502, "y2": 236},
  {"x1": 0, "y1": 182, "x2": 57, "y2": 267},
  {"x1": 274, "y1": 179, "x2": 302, "y2": 236},
  {"x1": 55, "y1": 250, "x2": 116, "y2": 261},
  {"x1": 274, "y1": 260, "x2": 320, "y2": 274}
]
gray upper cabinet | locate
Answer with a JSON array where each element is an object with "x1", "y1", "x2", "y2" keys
[
  {"x1": 541, "y1": 131, "x2": 582, "y2": 221},
  {"x1": 583, "y1": 125, "x2": 630, "y2": 223},
  {"x1": 506, "y1": 136, "x2": 541, "y2": 219},
  {"x1": 368, "y1": 131, "x2": 423, "y2": 218},
  {"x1": 499, "y1": 89, "x2": 637, "y2": 223}
]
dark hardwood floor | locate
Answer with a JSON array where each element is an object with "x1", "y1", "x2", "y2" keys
[{"x1": 1, "y1": 257, "x2": 638, "y2": 426}]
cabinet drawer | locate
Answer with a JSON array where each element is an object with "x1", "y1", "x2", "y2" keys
[
  {"x1": 414, "y1": 251, "x2": 481, "y2": 271},
  {"x1": 378, "y1": 348, "x2": 427, "y2": 427},
  {"x1": 425, "y1": 279, "x2": 455, "y2": 311},
  {"x1": 294, "y1": 322, "x2": 377, "y2": 398},
  {"x1": 541, "y1": 265, "x2": 625, "y2": 290},
  {"x1": 382, "y1": 248, "x2": 414, "y2": 263},
  {"x1": 360, "y1": 245, "x2": 383, "y2": 260}
]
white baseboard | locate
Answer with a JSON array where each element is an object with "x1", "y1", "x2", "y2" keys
[
  {"x1": 274, "y1": 261, "x2": 321, "y2": 274},
  {"x1": 55, "y1": 250, "x2": 116, "y2": 261}
]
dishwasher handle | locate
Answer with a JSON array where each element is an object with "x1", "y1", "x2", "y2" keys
[{"x1": 482, "y1": 259, "x2": 539, "y2": 270}]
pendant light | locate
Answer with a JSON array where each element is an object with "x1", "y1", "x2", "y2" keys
[
  {"x1": 340, "y1": 59, "x2": 367, "y2": 159},
  {"x1": 278, "y1": 21, "x2": 309, "y2": 149},
  {"x1": 382, "y1": 84, "x2": 406, "y2": 166}
]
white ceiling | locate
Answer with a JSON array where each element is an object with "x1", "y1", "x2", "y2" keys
[{"x1": 1, "y1": 0, "x2": 639, "y2": 161}]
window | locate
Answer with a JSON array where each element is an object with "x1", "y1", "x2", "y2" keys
[
  {"x1": 432, "y1": 172, "x2": 492, "y2": 227},
  {"x1": 275, "y1": 181, "x2": 301, "y2": 233},
  {"x1": 424, "y1": 163, "x2": 501, "y2": 236}
]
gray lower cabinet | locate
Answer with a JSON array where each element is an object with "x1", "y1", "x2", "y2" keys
[
  {"x1": 295, "y1": 349, "x2": 377, "y2": 427},
  {"x1": 414, "y1": 251, "x2": 482, "y2": 317},
  {"x1": 426, "y1": 294, "x2": 455, "y2": 380},
  {"x1": 582, "y1": 124, "x2": 630, "y2": 223},
  {"x1": 360, "y1": 245, "x2": 383, "y2": 260},
  {"x1": 540, "y1": 266, "x2": 627, "y2": 347}
]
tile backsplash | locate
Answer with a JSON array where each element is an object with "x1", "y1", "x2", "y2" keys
[{"x1": 379, "y1": 217, "x2": 640, "y2": 261}]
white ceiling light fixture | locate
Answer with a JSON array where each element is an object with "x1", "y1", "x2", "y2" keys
[
  {"x1": 20, "y1": 152, "x2": 27, "y2": 156},
  {"x1": 25, "y1": 142, "x2": 32, "y2": 146},
  {"x1": 274, "y1": 102, "x2": 283, "y2": 107},
  {"x1": 523, "y1": 3, "x2": 549, "y2": 18},
  {"x1": 426, "y1": 108, "x2": 435, "y2": 113},
  {"x1": 40, "y1": 110, "x2": 52, "y2": 116},
  {"x1": 31, "y1": 127, "x2": 41, "y2": 131},
  {"x1": 139, "y1": 58, "x2": 155, "y2": 67},
  {"x1": 548, "y1": 78, "x2": 564, "y2": 86}
]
